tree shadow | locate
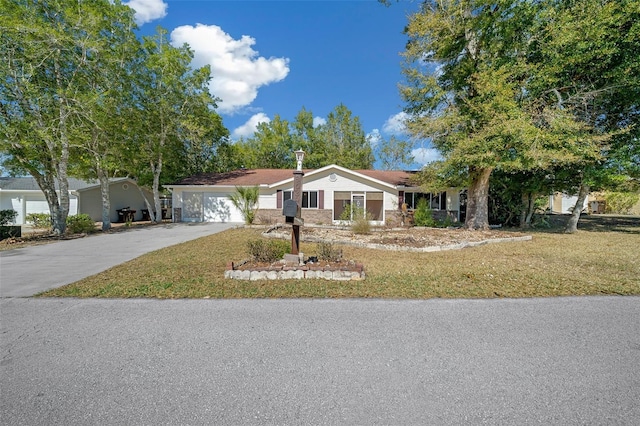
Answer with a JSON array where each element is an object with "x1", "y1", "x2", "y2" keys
[{"x1": 524, "y1": 214, "x2": 640, "y2": 235}]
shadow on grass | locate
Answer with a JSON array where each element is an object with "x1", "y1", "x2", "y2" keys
[{"x1": 521, "y1": 214, "x2": 640, "y2": 235}]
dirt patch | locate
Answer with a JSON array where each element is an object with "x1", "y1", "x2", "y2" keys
[{"x1": 266, "y1": 225, "x2": 529, "y2": 250}]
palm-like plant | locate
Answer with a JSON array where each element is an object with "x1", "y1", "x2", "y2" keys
[{"x1": 229, "y1": 186, "x2": 260, "y2": 224}]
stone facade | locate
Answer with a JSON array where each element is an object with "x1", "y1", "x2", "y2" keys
[
  {"x1": 255, "y1": 209, "x2": 333, "y2": 226},
  {"x1": 253, "y1": 208, "x2": 458, "y2": 227}
]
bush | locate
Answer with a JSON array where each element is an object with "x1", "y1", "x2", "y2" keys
[
  {"x1": 413, "y1": 198, "x2": 437, "y2": 227},
  {"x1": 0, "y1": 209, "x2": 18, "y2": 226},
  {"x1": 26, "y1": 213, "x2": 51, "y2": 229},
  {"x1": 316, "y1": 241, "x2": 343, "y2": 262},
  {"x1": 66, "y1": 214, "x2": 96, "y2": 234},
  {"x1": 246, "y1": 239, "x2": 290, "y2": 263},
  {"x1": 604, "y1": 191, "x2": 640, "y2": 214},
  {"x1": 338, "y1": 205, "x2": 372, "y2": 234},
  {"x1": 229, "y1": 186, "x2": 259, "y2": 225}
]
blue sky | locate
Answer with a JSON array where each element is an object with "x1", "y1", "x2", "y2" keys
[{"x1": 128, "y1": 0, "x2": 439, "y2": 168}]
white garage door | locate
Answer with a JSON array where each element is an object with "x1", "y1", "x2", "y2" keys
[
  {"x1": 204, "y1": 193, "x2": 243, "y2": 223},
  {"x1": 25, "y1": 196, "x2": 49, "y2": 216}
]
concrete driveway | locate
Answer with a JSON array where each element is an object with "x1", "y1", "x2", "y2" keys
[
  {"x1": 0, "y1": 222, "x2": 236, "y2": 297},
  {"x1": 1, "y1": 296, "x2": 639, "y2": 425}
]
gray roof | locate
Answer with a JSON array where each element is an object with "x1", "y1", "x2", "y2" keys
[{"x1": 0, "y1": 177, "x2": 100, "y2": 191}]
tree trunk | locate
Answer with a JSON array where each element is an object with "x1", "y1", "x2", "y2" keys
[
  {"x1": 465, "y1": 167, "x2": 493, "y2": 230},
  {"x1": 519, "y1": 192, "x2": 537, "y2": 228},
  {"x1": 151, "y1": 160, "x2": 163, "y2": 223},
  {"x1": 564, "y1": 183, "x2": 589, "y2": 233},
  {"x1": 98, "y1": 169, "x2": 111, "y2": 231}
]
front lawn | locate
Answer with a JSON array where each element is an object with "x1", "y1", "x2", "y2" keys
[{"x1": 40, "y1": 215, "x2": 640, "y2": 299}]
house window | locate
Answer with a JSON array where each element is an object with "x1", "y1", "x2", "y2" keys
[
  {"x1": 333, "y1": 191, "x2": 384, "y2": 221},
  {"x1": 283, "y1": 190, "x2": 318, "y2": 209},
  {"x1": 404, "y1": 191, "x2": 446, "y2": 210}
]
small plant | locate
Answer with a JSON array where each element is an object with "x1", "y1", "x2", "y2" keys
[
  {"x1": 338, "y1": 204, "x2": 372, "y2": 234},
  {"x1": 229, "y1": 186, "x2": 260, "y2": 225},
  {"x1": 316, "y1": 241, "x2": 343, "y2": 262},
  {"x1": 66, "y1": 214, "x2": 96, "y2": 234},
  {"x1": 246, "y1": 239, "x2": 290, "y2": 263},
  {"x1": 412, "y1": 198, "x2": 437, "y2": 227},
  {"x1": 0, "y1": 209, "x2": 18, "y2": 226},
  {"x1": 351, "y1": 208, "x2": 373, "y2": 234},
  {"x1": 26, "y1": 213, "x2": 51, "y2": 229}
]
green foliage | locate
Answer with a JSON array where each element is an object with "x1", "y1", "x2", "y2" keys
[
  {"x1": 66, "y1": 214, "x2": 97, "y2": 234},
  {"x1": 351, "y1": 207, "x2": 373, "y2": 235},
  {"x1": 337, "y1": 204, "x2": 372, "y2": 233},
  {"x1": 0, "y1": 209, "x2": 18, "y2": 226},
  {"x1": 246, "y1": 239, "x2": 289, "y2": 263},
  {"x1": 234, "y1": 104, "x2": 374, "y2": 170},
  {"x1": 26, "y1": 213, "x2": 51, "y2": 229},
  {"x1": 315, "y1": 242, "x2": 343, "y2": 262},
  {"x1": 377, "y1": 135, "x2": 415, "y2": 170},
  {"x1": 604, "y1": 192, "x2": 640, "y2": 214},
  {"x1": 229, "y1": 186, "x2": 260, "y2": 225},
  {"x1": 401, "y1": 0, "x2": 639, "y2": 230},
  {"x1": 412, "y1": 198, "x2": 437, "y2": 227}
]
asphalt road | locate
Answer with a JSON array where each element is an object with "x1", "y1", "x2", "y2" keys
[
  {"x1": 1, "y1": 296, "x2": 638, "y2": 425},
  {"x1": 0, "y1": 222, "x2": 236, "y2": 297}
]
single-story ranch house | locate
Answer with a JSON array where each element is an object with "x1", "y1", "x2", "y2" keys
[
  {"x1": 0, "y1": 177, "x2": 155, "y2": 224},
  {"x1": 165, "y1": 164, "x2": 463, "y2": 226}
]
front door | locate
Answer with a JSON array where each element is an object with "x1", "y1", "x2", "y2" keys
[{"x1": 352, "y1": 194, "x2": 365, "y2": 219}]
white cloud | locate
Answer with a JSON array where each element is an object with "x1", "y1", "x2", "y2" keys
[
  {"x1": 367, "y1": 129, "x2": 382, "y2": 148},
  {"x1": 124, "y1": 0, "x2": 167, "y2": 25},
  {"x1": 170, "y1": 24, "x2": 290, "y2": 114},
  {"x1": 231, "y1": 113, "x2": 271, "y2": 139},
  {"x1": 313, "y1": 117, "x2": 326, "y2": 128},
  {"x1": 412, "y1": 147, "x2": 442, "y2": 165},
  {"x1": 382, "y1": 112, "x2": 408, "y2": 135}
]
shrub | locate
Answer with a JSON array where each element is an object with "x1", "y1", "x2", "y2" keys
[
  {"x1": 351, "y1": 210, "x2": 372, "y2": 234},
  {"x1": 229, "y1": 186, "x2": 259, "y2": 225},
  {"x1": 413, "y1": 198, "x2": 437, "y2": 227},
  {"x1": 66, "y1": 214, "x2": 96, "y2": 234},
  {"x1": 0, "y1": 209, "x2": 18, "y2": 226},
  {"x1": 26, "y1": 213, "x2": 51, "y2": 229},
  {"x1": 604, "y1": 191, "x2": 640, "y2": 214},
  {"x1": 338, "y1": 204, "x2": 372, "y2": 234},
  {"x1": 246, "y1": 239, "x2": 290, "y2": 263},
  {"x1": 316, "y1": 241, "x2": 343, "y2": 262}
]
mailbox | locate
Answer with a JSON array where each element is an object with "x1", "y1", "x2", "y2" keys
[{"x1": 283, "y1": 199, "x2": 300, "y2": 223}]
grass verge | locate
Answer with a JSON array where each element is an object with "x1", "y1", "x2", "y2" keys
[{"x1": 39, "y1": 215, "x2": 640, "y2": 299}]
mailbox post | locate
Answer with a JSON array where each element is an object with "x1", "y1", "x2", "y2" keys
[{"x1": 286, "y1": 150, "x2": 305, "y2": 255}]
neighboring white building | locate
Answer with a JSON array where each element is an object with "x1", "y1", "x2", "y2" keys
[
  {"x1": 0, "y1": 177, "x2": 155, "y2": 224},
  {"x1": 0, "y1": 177, "x2": 84, "y2": 225},
  {"x1": 166, "y1": 164, "x2": 462, "y2": 226},
  {"x1": 548, "y1": 192, "x2": 590, "y2": 214}
]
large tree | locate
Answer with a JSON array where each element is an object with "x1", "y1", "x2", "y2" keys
[
  {"x1": 401, "y1": 1, "x2": 539, "y2": 229},
  {"x1": 0, "y1": 0, "x2": 135, "y2": 234},
  {"x1": 125, "y1": 28, "x2": 223, "y2": 223},
  {"x1": 526, "y1": 0, "x2": 640, "y2": 232},
  {"x1": 235, "y1": 104, "x2": 374, "y2": 170},
  {"x1": 319, "y1": 104, "x2": 374, "y2": 170},
  {"x1": 68, "y1": 1, "x2": 141, "y2": 231},
  {"x1": 401, "y1": 0, "x2": 627, "y2": 230}
]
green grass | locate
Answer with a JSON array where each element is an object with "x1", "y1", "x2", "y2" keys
[{"x1": 39, "y1": 215, "x2": 640, "y2": 299}]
